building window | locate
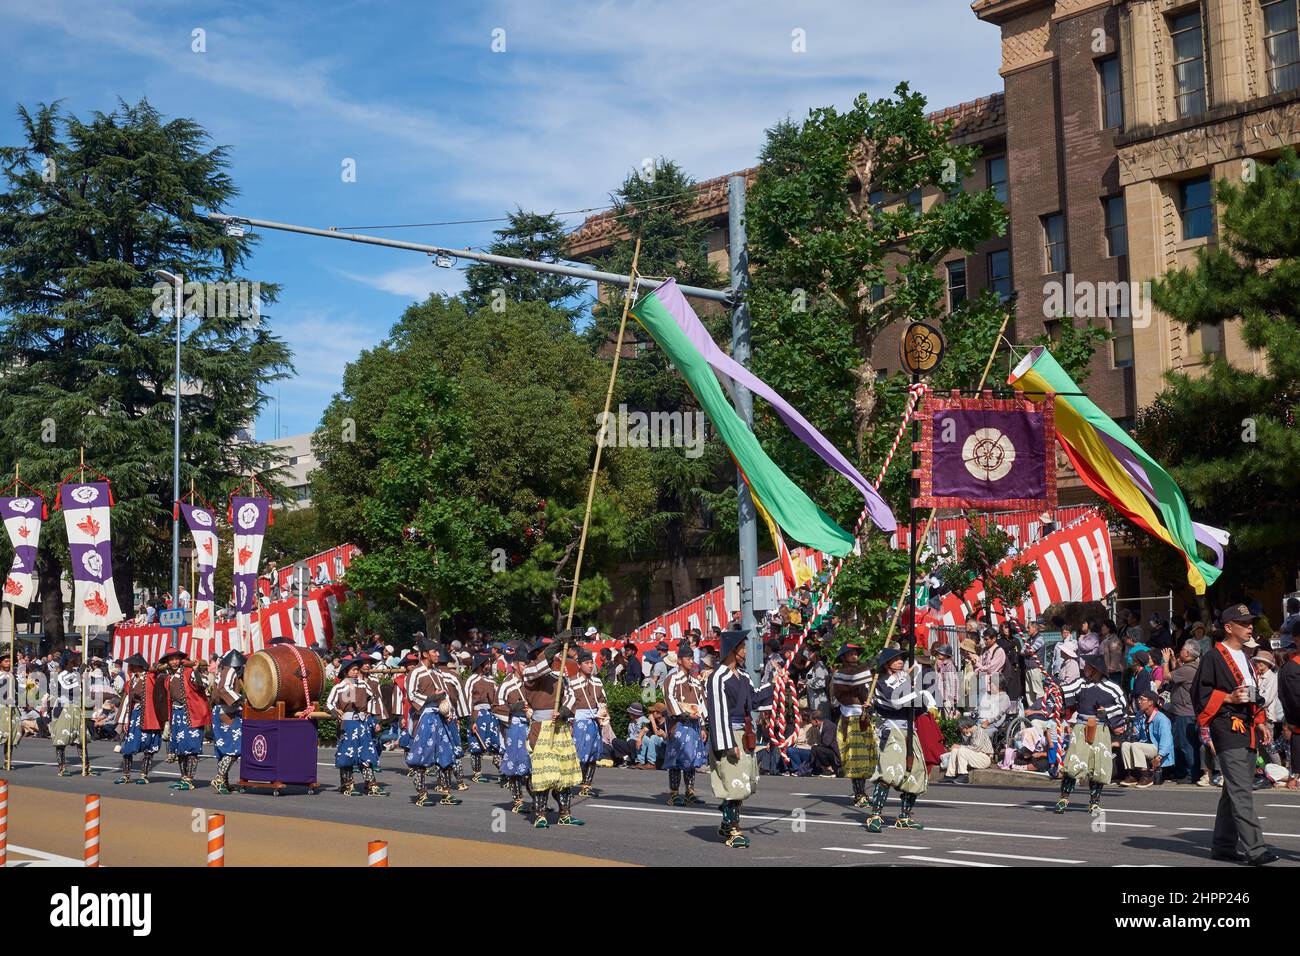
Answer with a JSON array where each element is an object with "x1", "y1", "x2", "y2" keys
[
  {"x1": 1262, "y1": 0, "x2": 1300, "y2": 93},
  {"x1": 1169, "y1": 9, "x2": 1207, "y2": 117},
  {"x1": 1098, "y1": 55, "x2": 1123, "y2": 129},
  {"x1": 906, "y1": 188, "x2": 923, "y2": 212},
  {"x1": 1042, "y1": 213, "x2": 1068, "y2": 273},
  {"x1": 986, "y1": 157, "x2": 1008, "y2": 203},
  {"x1": 868, "y1": 189, "x2": 886, "y2": 209},
  {"x1": 1112, "y1": 312, "x2": 1134, "y2": 368},
  {"x1": 869, "y1": 283, "x2": 885, "y2": 303},
  {"x1": 1200, "y1": 320, "x2": 1224, "y2": 355},
  {"x1": 1103, "y1": 195, "x2": 1128, "y2": 257},
  {"x1": 987, "y1": 249, "x2": 1012, "y2": 300},
  {"x1": 1180, "y1": 176, "x2": 1213, "y2": 239},
  {"x1": 946, "y1": 260, "x2": 967, "y2": 312}
]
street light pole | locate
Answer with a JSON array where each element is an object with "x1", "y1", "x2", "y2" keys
[{"x1": 155, "y1": 270, "x2": 183, "y2": 607}]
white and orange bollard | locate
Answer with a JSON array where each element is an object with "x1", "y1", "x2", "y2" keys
[
  {"x1": 206, "y1": 813, "x2": 225, "y2": 867},
  {"x1": 83, "y1": 794, "x2": 100, "y2": 867},
  {"x1": 0, "y1": 779, "x2": 8, "y2": 868},
  {"x1": 367, "y1": 840, "x2": 388, "y2": 867}
]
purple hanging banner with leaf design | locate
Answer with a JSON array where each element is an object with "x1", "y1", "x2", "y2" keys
[
  {"x1": 230, "y1": 496, "x2": 271, "y2": 613},
  {"x1": 59, "y1": 482, "x2": 124, "y2": 627},
  {"x1": 181, "y1": 503, "x2": 220, "y2": 643},
  {"x1": 1, "y1": 496, "x2": 43, "y2": 607}
]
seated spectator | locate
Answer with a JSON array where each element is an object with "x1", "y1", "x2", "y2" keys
[
  {"x1": 941, "y1": 716, "x2": 994, "y2": 784},
  {"x1": 809, "y1": 704, "x2": 840, "y2": 777},
  {"x1": 1118, "y1": 689, "x2": 1173, "y2": 787}
]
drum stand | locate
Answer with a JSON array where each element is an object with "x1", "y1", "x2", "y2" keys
[{"x1": 237, "y1": 702, "x2": 322, "y2": 796}]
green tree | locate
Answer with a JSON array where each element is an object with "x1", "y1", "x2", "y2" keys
[
  {"x1": 0, "y1": 100, "x2": 292, "y2": 645},
  {"x1": 312, "y1": 295, "x2": 654, "y2": 638},
  {"x1": 1132, "y1": 149, "x2": 1300, "y2": 596},
  {"x1": 463, "y1": 208, "x2": 587, "y2": 321},
  {"x1": 584, "y1": 160, "x2": 730, "y2": 606}
]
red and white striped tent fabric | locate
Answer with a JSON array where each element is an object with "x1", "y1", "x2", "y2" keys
[
  {"x1": 920, "y1": 508, "x2": 1115, "y2": 636},
  {"x1": 112, "y1": 583, "x2": 345, "y2": 663},
  {"x1": 258, "y1": 543, "x2": 360, "y2": 597},
  {"x1": 889, "y1": 504, "x2": 1094, "y2": 555}
]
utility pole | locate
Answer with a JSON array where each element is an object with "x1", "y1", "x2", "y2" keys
[
  {"x1": 728, "y1": 177, "x2": 760, "y2": 684},
  {"x1": 154, "y1": 270, "x2": 184, "y2": 605}
]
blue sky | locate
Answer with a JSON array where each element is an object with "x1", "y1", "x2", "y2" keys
[{"x1": 1, "y1": 0, "x2": 1001, "y2": 438}]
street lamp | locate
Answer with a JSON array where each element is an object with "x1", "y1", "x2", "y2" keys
[{"x1": 154, "y1": 269, "x2": 184, "y2": 609}]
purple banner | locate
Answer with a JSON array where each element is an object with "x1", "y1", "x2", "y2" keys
[
  {"x1": 59, "y1": 481, "x2": 124, "y2": 626},
  {"x1": 1, "y1": 495, "x2": 43, "y2": 607},
  {"x1": 231, "y1": 496, "x2": 270, "y2": 614},
  {"x1": 180, "y1": 503, "x2": 219, "y2": 641}
]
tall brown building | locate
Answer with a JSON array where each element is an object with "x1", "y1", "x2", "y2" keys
[{"x1": 574, "y1": 0, "x2": 1300, "y2": 630}]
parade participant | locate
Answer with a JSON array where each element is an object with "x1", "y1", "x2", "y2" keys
[
  {"x1": 832, "y1": 644, "x2": 877, "y2": 808},
  {"x1": 394, "y1": 653, "x2": 419, "y2": 757},
  {"x1": 327, "y1": 658, "x2": 384, "y2": 796},
  {"x1": 864, "y1": 647, "x2": 930, "y2": 832},
  {"x1": 568, "y1": 649, "x2": 607, "y2": 797},
  {"x1": 0, "y1": 650, "x2": 20, "y2": 759},
  {"x1": 160, "y1": 649, "x2": 210, "y2": 790},
  {"x1": 50, "y1": 656, "x2": 86, "y2": 776},
  {"x1": 663, "y1": 648, "x2": 707, "y2": 806},
  {"x1": 113, "y1": 655, "x2": 160, "y2": 784},
  {"x1": 705, "y1": 628, "x2": 756, "y2": 848},
  {"x1": 1193, "y1": 605, "x2": 1277, "y2": 864},
  {"x1": 359, "y1": 655, "x2": 391, "y2": 766},
  {"x1": 465, "y1": 653, "x2": 502, "y2": 782},
  {"x1": 1055, "y1": 653, "x2": 1126, "y2": 815},
  {"x1": 496, "y1": 653, "x2": 532, "y2": 811},
  {"x1": 405, "y1": 641, "x2": 460, "y2": 806},
  {"x1": 209, "y1": 650, "x2": 245, "y2": 795},
  {"x1": 1278, "y1": 635, "x2": 1300, "y2": 788},
  {"x1": 438, "y1": 649, "x2": 470, "y2": 790},
  {"x1": 522, "y1": 642, "x2": 583, "y2": 828}
]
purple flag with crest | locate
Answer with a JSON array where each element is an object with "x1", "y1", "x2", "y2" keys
[
  {"x1": 1, "y1": 495, "x2": 43, "y2": 607},
  {"x1": 59, "y1": 481, "x2": 125, "y2": 626},
  {"x1": 917, "y1": 392, "x2": 1057, "y2": 511},
  {"x1": 230, "y1": 496, "x2": 271, "y2": 613}
]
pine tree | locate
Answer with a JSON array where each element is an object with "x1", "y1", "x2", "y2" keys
[
  {"x1": 0, "y1": 100, "x2": 292, "y2": 644},
  {"x1": 462, "y1": 208, "x2": 587, "y2": 321}
]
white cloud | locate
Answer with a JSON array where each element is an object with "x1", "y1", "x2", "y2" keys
[{"x1": 339, "y1": 261, "x2": 467, "y2": 300}]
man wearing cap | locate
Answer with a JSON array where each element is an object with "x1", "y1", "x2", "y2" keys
[
  {"x1": 209, "y1": 649, "x2": 247, "y2": 795},
  {"x1": 0, "y1": 650, "x2": 22, "y2": 760},
  {"x1": 328, "y1": 658, "x2": 378, "y2": 796},
  {"x1": 1192, "y1": 605, "x2": 1277, "y2": 864},
  {"x1": 522, "y1": 642, "x2": 583, "y2": 828},
  {"x1": 663, "y1": 647, "x2": 707, "y2": 806},
  {"x1": 465, "y1": 653, "x2": 502, "y2": 782},
  {"x1": 832, "y1": 644, "x2": 877, "y2": 809},
  {"x1": 942, "y1": 716, "x2": 993, "y2": 784},
  {"x1": 1118, "y1": 688, "x2": 1173, "y2": 788},
  {"x1": 865, "y1": 647, "x2": 930, "y2": 831},
  {"x1": 113, "y1": 654, "x2": 161, "y2": 785},
  {"x1": 437, "y1": 649, "x2": 470, "y2": 791},
  {"x1": 156, "y1": 649, "x2": 210, "y2": 790},
  {"x1": 496, "y1": 652, "x2": 532, "y2": 811},
  {"x1": 568, "y1": 649, "x2": 607, "y2": 797},
  {"x1": 1055, "y1": 653, "x2": 1126, "y2": 814},
  {"x1": 405, "y1": 641, "x2": 461, "y2": 806},
  {"x1": 933, "y1": 644, "x2": 959, "y2": 718},
  {"x1": 49, "y1": 655, "x2": 88, "y2": 776},
  {"x1": 623, "y1": 641, "x2": 644, "y2": 686},
  {"x1": 705, "y1": 628, "x2": 757, "y2": 848}
]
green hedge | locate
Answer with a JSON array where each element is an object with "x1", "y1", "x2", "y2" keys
[{"x1": 602, "y1": 677, "x2": 662, "y2": 739}]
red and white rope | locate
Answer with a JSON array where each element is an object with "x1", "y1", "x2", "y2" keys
[{"x1": 771, "y1": 383, "x2": 927, "y2": 754}]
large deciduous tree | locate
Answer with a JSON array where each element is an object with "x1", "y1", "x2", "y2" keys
[{"x1": 0, "y1": 99, "x2": 291, "y2": 645}]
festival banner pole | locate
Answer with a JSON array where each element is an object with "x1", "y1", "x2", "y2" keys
[
  {"x1": 4, "y1": 462, "x2": 15, "y2": 772},
  {"x1": 561, "y1": 237, "x2": 641, "y2": 634},
  {"x1": 882, "y1": 307, "x2": 1011, "y2": 648},
  {"x1": 79, "y1": 447, "x2": 88, "y2": 778}
]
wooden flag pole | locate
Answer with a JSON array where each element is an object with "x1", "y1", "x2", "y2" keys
[
  {"x1": 562, "y1": 237, "x2": 641, "y2": 634},
  {"x1": 881, "y1": 307, "x2": 1011, "y2": 648},
  {"x1": 4, "y1": 463, "x2": 16, "y2": 771},
  {"x1": 189, "y1": 479, "x2": 196, "y2": 626}
]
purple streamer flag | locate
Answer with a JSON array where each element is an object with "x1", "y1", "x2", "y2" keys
[
  {"x1": 181, "y1": 504, "x2": 220, "y2": 643},
  {"x1": 648, "y1": 279, "x2": 897, "y2": 534},
  {"x1": 1, "y1": 496, "x2": 43, "y2": 607},
  {"x1": 59, "y1": 482, "x2": 124, "y2": 627},
  {"x1": 231, "y1": 496, "x2": 271, "y2": 614}
]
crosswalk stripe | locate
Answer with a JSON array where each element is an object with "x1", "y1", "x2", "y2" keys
[
  {"x1": 951, "y1": 850, "x2": 1085, "y2": 864},
  {"x1": 900, "y1": 854, "x2": 1005, "y2": 867},
  {"x1": 822, "y1": 847, "x2": 884, "y2": 855},
  {"x1": 923, "y1": 826, "x2": 1065, "y2": 840}
]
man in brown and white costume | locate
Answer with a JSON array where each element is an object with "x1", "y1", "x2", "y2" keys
[
  {"x1": 404, "y1": 640, "x2": 449, "y2": 803},
  {"x1": 496, "y1": 650, "x2": 532, "y2": 810},
  {"x1": 438, "y1": 649, "x2": 471, "y2": 790},
  {"x1": 663, "y1": 648, "x2": 707, "y2": 806},
  {"x1": 568, "y1": 649, "x2": 609, "y2": 797},
  {"x1": 521, "y1": 642, "x2": 583, "y2": 828}
]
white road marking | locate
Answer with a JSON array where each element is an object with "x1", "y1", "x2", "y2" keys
[
  {"x1": 1087, "y1": 821, "x2": 1155, "y2": 828},
  {"x1": 900, "y1": 854, "x2": 1005, "y2": 867},
  {"x1": 5, "y1": 844, "x2": 86, "y2": 867},
  {"x1": 1033, "y1": 804, "x2": 1234, "y2": 820},
  {"x1": 922, "y1": 826, "x2": 1066, "y2": 841},
  {"x1": 1179, "y1": 827, "x2": 1300, "y2": 839},
  {"x1": 916, "y1": 798, "x2": 1019, "y2": 808},
  {"x1": 586, "y1": 803, "x2": 861, "y2": 827},
  {"x1": 951, "y1": 849, "x2": 1085, "y2": 864},
  {"x1": 822, "y1": 847, "x2": 884, "y2": 855},
  {"x1": 861, "y1": 842, "x2": 930, "y2": 849}
]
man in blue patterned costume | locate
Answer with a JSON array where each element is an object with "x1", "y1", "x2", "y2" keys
[
  {"x1": 113, "y1": 654, "x2": 160, "y2": 785},
  {"x1": 663, "y1": 646, "x2": 707, "y2": 806},
  {"x1": 465, "y1": 653, "x2": 502, "y2": 782},
  {"x1": 209, "y1": 649, "x2": 245, "y2": 795}
]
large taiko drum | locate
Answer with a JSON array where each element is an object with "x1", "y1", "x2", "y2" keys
[{"x1": 244, "y1": 645, "x2": 325, "y2": 713}]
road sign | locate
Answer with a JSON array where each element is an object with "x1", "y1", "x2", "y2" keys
[{"x1": 160, "y1": 608, "x2": 185, "y2": 627}]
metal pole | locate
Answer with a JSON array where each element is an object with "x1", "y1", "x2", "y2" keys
[
  {"x1": 728, "y1": 176, "x2": 760, "y2": 685},
  {"x1": 172, "y1": 278, "x2": 182, "y2": 606},
  {"x1": 203, "y1": 213, "x2": 733, "y2": 305}
]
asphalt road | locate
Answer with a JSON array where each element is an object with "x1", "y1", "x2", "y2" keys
[{"x1": 5, "y1": 746, "x2": 1300, "y2": 866}]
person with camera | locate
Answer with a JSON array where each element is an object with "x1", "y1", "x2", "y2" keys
[{"x1": 1192, "y1": 604, "x2": 1277, "y2": 864}]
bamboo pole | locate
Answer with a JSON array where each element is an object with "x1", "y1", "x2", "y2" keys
[
  {"x1": 562, "y1": 237, "x2": 642, "y2": 634},
  {"x1": 881, "y1": 307, "x2": 1012, "y2": 647}
]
